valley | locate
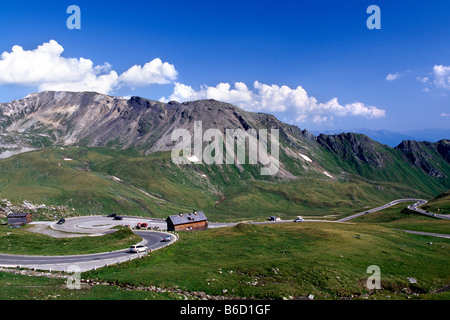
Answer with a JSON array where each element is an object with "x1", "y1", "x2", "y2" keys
[
  {"x1": 0, "y1": 146, "x2": 444, "y2": 222},
  {"x1": 0, "y1": 91, "x2": 449, "y2": 301}
]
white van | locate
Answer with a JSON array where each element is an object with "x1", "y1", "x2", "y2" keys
[{"x1": 129, "y1": 245, "x2": 148, "y2": 253}]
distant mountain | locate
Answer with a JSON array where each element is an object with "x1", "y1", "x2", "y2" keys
[
  {"x1": 0, "y1": 91, "x2": 448, "y2": 181},
  {"x1": 312, "y1": 128, "x2": 450, "y2": 148},
  {"x1": 0, "y1": 91, "x2": 302, "y2": 156},
  {"x1": 403, "y1": 128, "x2": 450, "y2": 144},
  {"x1": 0, "y1": 91, "x2": 448, "y2": 218}
]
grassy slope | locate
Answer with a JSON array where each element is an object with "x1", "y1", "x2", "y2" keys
[
  {"x1": 85, "y1": 222, "x2": 450, "y2": 300},
  {"x1": 0, "y1": 147, "x2": 446, "y2": 221},
  {"x1": 353, "y1": 202, "x2": 450, "y2": 234},
  {"x1": 422, "y1": 190, "x2": 450, "y2": 215},
  {"x1": 0, "y1": 191, "x2": 448, "y2": 300},
  {"x1": 0, "y1": 271, "x2": 185, "y2": 300},
  {"x1": 0, "y1": 225, "x2": 142, "y2": 256},
  {"x1": 0, "y1": 148, "x2": 191, "y2": 218},
  {"x1": 318, "y1": 141, "x2": 449, "y2": 195}
]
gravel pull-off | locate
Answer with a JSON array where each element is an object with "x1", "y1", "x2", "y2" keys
[{"x1": 28, "y1": 222, "x2": 97, "y2": 238}]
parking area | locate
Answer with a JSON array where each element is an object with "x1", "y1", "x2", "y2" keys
[{"x1": 51, "y1": 216, "x2": 168, "y2": 235}]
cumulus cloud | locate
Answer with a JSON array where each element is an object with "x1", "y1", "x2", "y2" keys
[
  {"x1": 119, "y1": 59, "x2": 178, "y2": 86},
  {"x1": 441, "y1": 112, "x2": 450, "y2": 117},
  {"x1": 433, "y1": 65, "x2": 450, "y2": 89},
  {"x1": 0, "y1": 40, "x2": 178, "y2": 94},
  {"x1": 161, "y1": 81, "x2": 386, "y2": 124},
  {"x1": 386, "y1": 72, "x2": 403, "y2": 81}
]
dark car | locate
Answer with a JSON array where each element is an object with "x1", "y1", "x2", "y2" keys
[
  {"x1": 113, "y1": 216, "x2": 123, "y2": 220},
  {"x1": 107, "y1": 214, "x2": 117, "y2": 218},
  {"x1": 57, "y1": 219, "x2": 66, "y2": 225}
]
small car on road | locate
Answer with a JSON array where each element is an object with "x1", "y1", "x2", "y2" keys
[
  {"x1": 294, "y1": 217, "x2": 304, "y2": 222},
  {"x1": 57, "y1": 219, "x2": 66, "y2": 225},
  {"x1": 129, "y1": 245, "x2": 148, "y2": 253},
  {"x1": 161, "y1": 235, "x2": 172, "y2": 242},
  {"x1": 113, "y1": 216, "x2": 123, "y2": 220}
]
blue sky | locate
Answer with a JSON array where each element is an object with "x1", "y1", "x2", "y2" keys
[{"x1": 0, "y1": 0, "x2": 449, "y2": 133}]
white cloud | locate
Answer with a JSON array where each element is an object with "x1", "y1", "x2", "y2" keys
[
  {"x1": 0, "y1": 40, "x2": 178, "y2": 94},
  {"x1": 161, "y1": 81, "x2": 386, "y2": 124},
  {"x1": 416, "y1": 76, "x2": 429, "y2": 83},
  {"x1": 119, "y1": 58, "x2": 178, "y2": 86},
  {"x1": 386, "y1": 72, "x2": 402, "y2": 81},
  {"x1": 441, "y1": 112, "x2": 450, "y2": 117},
  {"x1": 433, "y1": 65, "x2": 450, "y2": 89}
]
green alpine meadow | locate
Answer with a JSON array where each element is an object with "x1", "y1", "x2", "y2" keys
[{"x1": 0, "y1": 91, "x2": 449, "y2": 302}]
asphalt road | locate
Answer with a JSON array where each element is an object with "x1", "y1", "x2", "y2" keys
[
  {"x1": 0, "y1": 222, "x2": 176, "y2": 272},
  {"x1": 52, "y1": 216, "x2": 168, "y2": 234},
  {"x1": 337, "y1": 198, "x2": 429, "y2": 222},
  {"x1": 407, "y1": 201, "x2": 450, "y2": 220},
  {"x1": 393, "y1": 229, "x2": 450, "y2": 239},
  {"x1": 209, "y1": 219, "x2": 339, "y2": 228}
]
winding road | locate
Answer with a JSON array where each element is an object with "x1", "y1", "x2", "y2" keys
[
  {"x1": 337, "y1": 199, "x2": 427, "y2": 222},
  {"x1": 0, "y1": 216, "x2": 177, "y2": 272},
  {"x1": 0, "y1": 198, "x2": 448, "y2": 272},
  {"x1": 406, "y1": 201, "x2": 450, "y2": 220},
  {"x1": 338, "y1": 198, "x2": 450, "y2": 222}
]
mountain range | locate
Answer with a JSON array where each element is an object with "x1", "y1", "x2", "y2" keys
[
  {"x1": 0, "y1": 91, "x2": 448, "y2": 220},
  {"x1": 312, "y1": 128, "x2": 450, "y2": 148}
]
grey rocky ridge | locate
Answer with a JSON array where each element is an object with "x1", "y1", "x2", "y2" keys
[{"x1": 0, "y1": 90, "x2": 448, "y2": 190}]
